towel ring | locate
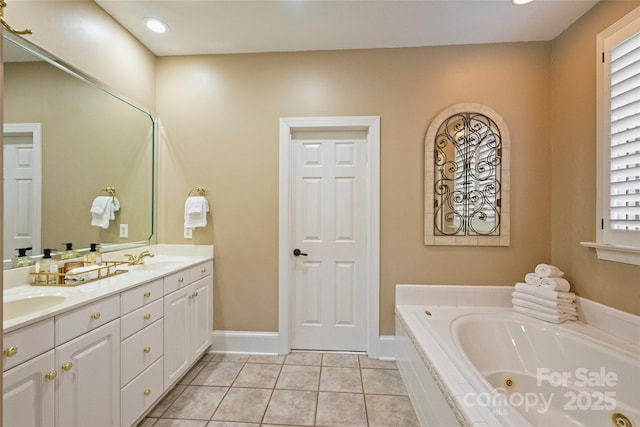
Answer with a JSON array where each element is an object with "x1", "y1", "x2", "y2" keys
[{"x1": 188, "y1": 186, "x2": 206, "y2": 197}]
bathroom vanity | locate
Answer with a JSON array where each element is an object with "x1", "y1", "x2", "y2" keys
[{"x1": 2, "y1": 245, "x2": 214, "y2": 427}]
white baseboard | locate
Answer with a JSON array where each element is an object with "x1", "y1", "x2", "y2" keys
[{"x1": 210, "y1": 330, "x2": 397, "y2": 360}]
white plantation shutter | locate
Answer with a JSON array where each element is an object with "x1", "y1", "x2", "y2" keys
[{"x1": 609, "y1": 31, "x2": 640, "y2": 232}]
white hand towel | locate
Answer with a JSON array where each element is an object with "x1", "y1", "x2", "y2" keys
[
  {"x1": 64, "y1": 265, "x2": 99, "y2": 283},
  {"x1": 514, "y1": 282, "x2": 576, "y2": 301},
  {"x1": 184, "y1": 196, "x2": 209, "y2": 229},
  {"x1": 512, "y1": 291, "x2": 575, "y2": 310},
  {"x1": 534, "y1": 263, "x2": 564, "y2": 278},
  {"x1": 90, "y1": 196, "x2": 119, "y2": 229},
  {"x1": 513, "y1": 305, "x2": 577, "y2": 323},
  {"x1": 512, "y1": 298, "x2": 577, "y2": 316},
  {"x1": 524, "y1": 273, "x2": 542, "y2": 286},
  {"x1": 538, "y1": 277, "x2": 571, "y2": 292}
]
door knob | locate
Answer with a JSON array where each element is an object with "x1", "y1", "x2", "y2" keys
[{"x1": 293, "y1": 249, "x2": 308, "y2": 257}]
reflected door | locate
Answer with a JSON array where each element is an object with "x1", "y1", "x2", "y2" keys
[{"x1": 291, "y1": 134, "x2": 367, "y2": 351}]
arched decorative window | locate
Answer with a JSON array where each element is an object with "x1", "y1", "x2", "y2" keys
[{"x1": 425, "y1": 103, "x2": 510, "y2": 246}]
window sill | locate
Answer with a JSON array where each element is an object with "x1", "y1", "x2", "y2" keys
[{"x1": 580, "y1": 242, "x2": 640, "y2": 266}]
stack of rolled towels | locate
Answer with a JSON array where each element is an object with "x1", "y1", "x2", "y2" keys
[{"x1": 512, "y1": 263, "x2": 578, "y2": 323}]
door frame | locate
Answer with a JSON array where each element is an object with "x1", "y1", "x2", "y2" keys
[
  {"x1": 278, "y1": 116, "x2": 380, "y2": 357},
  {"x1": 3, "y1": 123, "x2": 42, "y2": 259}
]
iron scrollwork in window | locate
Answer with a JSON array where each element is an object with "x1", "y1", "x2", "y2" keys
[{"x1": 433, "y1": 112, "x2": 502, "y2": 236}]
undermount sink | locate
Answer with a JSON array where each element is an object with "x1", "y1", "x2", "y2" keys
[
  {"x1": 3, "y1": 295, "x2": 67, "y2": 321},
  {"x1": 130, "y1": 261, "x2": 181, "y2": 272}
]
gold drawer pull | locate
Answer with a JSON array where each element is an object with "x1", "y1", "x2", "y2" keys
[
  {"x1": 201, "y1": 268, "x2": 207, "y2": 273},
  {"x1": 143, "y1": 346, "x2": 151, "y2": 353},
  {"x1": 144, "y1": 313, "x2": 152, "y2": 320},
  {"x1": 3, "y1": 346, "x2": 18, "y2": 357},
  {"x1": 62, "y1": 362, "x2": 73, "y2": 371},
  {"x1": 45, "y1": 370, "x2": 58, "y2": 381},
  {"x1": 178, "y1": 277, "x2": 184, "y2": 283},
  {"x1": 90, "y1": 312, "x2": 101, "y2": 320},
  {"x1": 143, "y1": 291, "x2": 151, "y2": 298},
  {"x1": 193, "y1": 291, "x2": 198, "y2": 297},
  {"x1": 143, "y1": 389, "x2": 151, "y2": 396}
]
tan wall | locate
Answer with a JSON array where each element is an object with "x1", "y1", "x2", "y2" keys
[
  {"x1": 550, "y1": 1, "x2": 640, "y2": 316},
  {"x1": 10, "y1": 0, "x2": 156, "y2": 108},
  {"x1": 156, "y1": 43, "x2": 553, "y2": 334}
]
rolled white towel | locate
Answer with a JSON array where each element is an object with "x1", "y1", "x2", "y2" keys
[
  {"x1": 513, "y1": 305, "x2": 577, "y2": 324},
  {"x1": 512, "y1": 298, "x2": 577, "y2": 316},
  {"x1": 525, "y1": 273, "x2": 542, "y2": 286},
  {"x1": 534, "y1": 263, "x2": 564, "y2": 278},
  {"x1": 64, "y1": 265, "x2": 99, "y2": 283},
  {"x1": 538, "y1": 277, "x2": 571, "y2": 292},
  {"x1": 514, "y1": 282, "x2": 576, "y2": 301},
  {"x1": 512, "y1": 291, "x2": 576, "y2": 310}
]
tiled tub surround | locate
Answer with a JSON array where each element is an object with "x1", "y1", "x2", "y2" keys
[
  {"x1": 139, "y1": 351, "x2": 420, "y2": 426},
  {"x1": 395, "y1": 285, "x2": 640, "y2": 427}
]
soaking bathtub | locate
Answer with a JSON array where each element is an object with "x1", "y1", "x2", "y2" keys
[{"x1": 395, "y1": 304, "x2": 640, "y2": 427}]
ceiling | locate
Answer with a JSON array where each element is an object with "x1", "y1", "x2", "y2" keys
[{"x1": 95, "y1": 0, "x2": 599, "y2": 57}]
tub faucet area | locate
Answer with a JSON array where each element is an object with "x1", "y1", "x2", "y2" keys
[{"x1": 124, "y1": 251, "x2": 155, "y2": 265}]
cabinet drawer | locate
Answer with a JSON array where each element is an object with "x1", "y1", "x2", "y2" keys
[
  {"x1": 121, "y1": 279, "x2": 163, "y2": 315},
  {"x1": 163, "y1": 268, "x2": 191, "y2": 295},
  {"x1": 121, "y1": 298, "x2": 163, "y2": 340},
  {"x1": 121, "y1": 318, "x2": 163, "y2": 386},
  {"x1": 2, "y1": 318, "x2": 54, "y2": 371},
  {"x1": 121, "y1": 357, "x2": 163, "y2": 427},
  {"x1": 191, "y1": 261, "x2": 213, "y2": 281},
  {"x1": 55, "y1": 295, "x2": 120, "y2": 345}
]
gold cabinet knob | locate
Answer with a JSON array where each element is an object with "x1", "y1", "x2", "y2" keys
[
  {"x1": 143, "y1": 313, "x2": 152, "y2": 320},
  {"x1": 143, "y1": 389, "x2": 151, "y2": 396},
  {"x1": 90, "y1": 312, "x2": 101, "y2": 320},
  {"x1": 3, "y1": 346, "x2": 18, "y2": 357},
  {"x1": 178, "y1": 277, "x2": 184, "y2": 283},
  {"x1": 143, "y1": 346, "x2": 151, "y2": 353},
  {"x1": 201, "y1": 268, "x2": 206, "y2": 273},
  {"x1": 61, "y1": 362, "x2": 73, "y2": 371},
  {"x1": 45, "y1": 370, "x2": 58, "y2": 381},
  {"x1": 193, "y1": 291, "x2": 198, "y2": 297},
  {"x1": 143, "y1": 291, "x2": 151, "y2": 298}
]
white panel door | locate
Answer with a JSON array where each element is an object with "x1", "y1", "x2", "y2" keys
[{"x1": 292, "y1": 135, "x2": 367, "y2": 351}]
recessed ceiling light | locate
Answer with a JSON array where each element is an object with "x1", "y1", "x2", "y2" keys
[
  {"x1": 513, "y1": 0, "x2": 534, "y2": 4},
  {"x1": 145, "y1": 18, "x2": 167, "y2": 33}
]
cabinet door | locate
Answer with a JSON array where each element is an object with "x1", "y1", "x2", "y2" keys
[
  {"x1": 190, "y1": 277, "x2": 212, "y2": 360},
  {"x1": 56, "y1": 320, "x2": 120, "y2": 427},
  {"x1": 2, "y1": 350, "x2": 55, "y2": 427},
  {"x1": 163, "y1": 285, "x2": 191, "y2": 389}
]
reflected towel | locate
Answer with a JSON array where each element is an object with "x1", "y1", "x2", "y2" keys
[
  {"x1": 90, "y1": 196, "x2": 120, "y2": 229},
  {"x1": 534, "y1": 263, "x2": 564, "y2": 278},
  {"x1": 514, "y1": 282, "x2": 576, "y2": 301},
  {"x1": 524, "y1": 273, "x2": 542, "y2": 286},
  {"x1": 512, "y1": 291, "x2": 576, "y2": 309},
  {"x1": 184, "y1": 196, "x2": 209, "y2": 229},
  {"x1": 513, "y1": 305, "x2": 577, "y2": 323},
  {"x1": 538, "y1": 277, "x2": 571, "y2": 292},
  {"x1": 512, "y1": 298, "x2": 577, "y2": 316}
]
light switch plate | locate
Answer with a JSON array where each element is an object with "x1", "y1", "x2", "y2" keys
[
  {"x1": 184, "y1": 228, "x2": 193, "y2": 239},
  {"x1": 120, "y1": 224, "x2": 128, "y2": 238}
]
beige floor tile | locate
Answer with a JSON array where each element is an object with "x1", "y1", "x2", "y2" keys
[
  {"x1": 191, "y1": 362, "x2": 244, "y2": 386},
  {"x1": 365, "y1": 394, "x2": 420, "y2": 427},
  {"x1": 137, "y1": 418, "x2": 157, "y2": 427},
  {"x1": 178, "y1": 361, "x2": 208, "y2": 385},
  {"x1": 247, "y1": 354, "x2": 285, "y2": 364},
  {"x1": 149, "y1": 385, "x2": 186, "y2": 417},
  {"x1": 163, "y1": 386, "x2": 228, "y2": 420},
  {"x1": 284, "y1": 352, "x2": 322, "y2": 366},
  {"x1": 212, "y1": 353, "x2": 250, "y2": 363},
  {"x1": 211, "y1": 388, "x2": 272, "y2": 423},
  {"x1": 276, "y1": 365, "x2": 321, "y2": 391},
  {"x1": 153, "y1": 420, "x2": 208, "y2": 427},
  {"x1": 206, "y1": 422, "x2": 259, "y2": 427},
  {"x1": 358, "y1": 355, "x2": 397, "y2": 370},
  {"x1": 199, "y1": 352, "x2": 216, "y2": 362},
  {"x1": 361, "y1": 368, "x2": 408, "y2": 395},
  {"x1": 321, "y1": 353, "x2": 359, "y2": 367},
  {"x1": 232, "y1": 363, "x2": 281, "y2": 388},
  {"x1": 319, "y1": 366, "x2": 362, "y2": 393},
  {"x1": 315, "y1": 392, "x2": 367, "y2": 426},
  {"x1": 262, "y1": 389, "x2": 317, "y2": 426}
]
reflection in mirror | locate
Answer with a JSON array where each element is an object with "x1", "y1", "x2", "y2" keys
[
  {"x1": 2, "y1": 33, "x2": 156, "y2": 268},
  {"x1": 424, "y1": 103, "x2": 510, "y2": 246}
]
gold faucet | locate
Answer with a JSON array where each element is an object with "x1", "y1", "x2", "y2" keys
[{"x1": 124, "y1": 251, "x2": 155, "y2": 265}]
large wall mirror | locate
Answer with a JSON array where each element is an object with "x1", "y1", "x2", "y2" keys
[{"x1": 3, "y1": 33, "x2": 156, "y2": 268}]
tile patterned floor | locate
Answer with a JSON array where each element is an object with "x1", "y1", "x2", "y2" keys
[{"x1": 138, "y1": 352, "x2": 420, "y2": 427}]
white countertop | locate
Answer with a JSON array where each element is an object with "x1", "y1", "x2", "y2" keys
[{"x1": 3, "y1": 245, "x2": 213, "y2": 333}]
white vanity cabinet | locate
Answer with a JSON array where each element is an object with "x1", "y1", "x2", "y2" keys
[{"x1": 163, "y1": 261, "x2": 213, "y2": 389}]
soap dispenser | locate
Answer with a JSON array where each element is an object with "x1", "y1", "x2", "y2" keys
[
  {"x1": 35, "y1": 249, "x2": 59, "y2": 284},
  {"x1": 12, "y1": 247, "x2": 35, "y2": 268},
  {"x1": 83, "y1": 243, "x2": 102, "y2": 266},
  {"x1": 60, "y1": 242, "x2": 80, "y2": 260}
]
